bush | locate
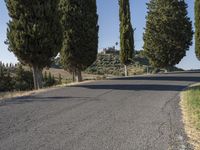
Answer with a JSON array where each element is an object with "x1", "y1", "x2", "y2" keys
[
  {"x1": 14, "y1": 65, "x2": 34, "y2": 91},
  {"x1": 43, "y1": 72, "x2": 56, "y2": 87}
]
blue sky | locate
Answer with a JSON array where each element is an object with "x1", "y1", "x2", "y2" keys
[{"x1": 0, "y1": 0, "x2": 198, "y2": 70}]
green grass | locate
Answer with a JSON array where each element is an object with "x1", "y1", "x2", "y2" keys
[
  {"x1": 183, "y1": 85, "x2": 200, "y2": 130},
  {"x1": 181, "y1": 84, "x2": 200, "y2": 149}
]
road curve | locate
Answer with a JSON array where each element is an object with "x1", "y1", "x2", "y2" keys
[{"x1": 1, "y1": 72, "x2": 200, "y2": 150}]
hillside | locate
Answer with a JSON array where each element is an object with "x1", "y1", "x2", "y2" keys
[{"x1": 85, "y1": 51, "x2": 183, "y2": 76}]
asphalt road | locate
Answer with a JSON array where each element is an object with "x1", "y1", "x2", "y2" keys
[{"x1": 1, "y1": 72, "x2": 200, "y2": 150}]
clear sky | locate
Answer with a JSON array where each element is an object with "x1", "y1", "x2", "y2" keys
[{"x1": 0, "y1": 0, "x2": 198, "y2": 70}]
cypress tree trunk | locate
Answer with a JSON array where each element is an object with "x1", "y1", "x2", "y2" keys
[
  {"x1": 124, "y1": 65, "x2": 128, "y2": 77},
  {"x1": 32, "y1": 66, "x2": 38, "y2": 90},
  {"x1": 32, "y1": 66, "x2": 42, "y2": 90},
  {"x1": 37, "y1": 68, "x2": 43, "y2": 89},
  {"x1": 75, "y1": 69, "x2": 82, "y2": 82},
  {"x1": 72, "y1": 71, "x2": 75, "y2": 82}
]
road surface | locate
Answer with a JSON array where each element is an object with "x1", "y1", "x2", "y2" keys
[{"x1": 1, "y1": 72, "x2": 200, "y2": 150}]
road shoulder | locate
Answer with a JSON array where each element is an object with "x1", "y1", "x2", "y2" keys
[{"x1": 180, "y1": 83, "x2": 200, "y2": 150}]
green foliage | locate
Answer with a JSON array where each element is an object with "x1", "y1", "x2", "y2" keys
[
  {"x1": 58, "y1": 73, "x2": 62, "y2": 84},
  {"x1": 85, "y1": 52, "x2": 183, "y2": 76},
  {"x1": 51, "y1": 57, "x2": 62, "y2": 69},
  {"x1": 43, "y1": 72, "x2": 56, "y2": 87},
  {"x1": 183, "y1": 85, "x2": 200, "y2": 130},
  {"x1": 44, "y1": 71, "x2": 48, "y2": 81},
  {"x1": 143, "y1": 0, "x2": 193, "y2": 68},
  {"x1": 0, "y1": 68, "x2": 14, "y2": 92},
  {"x1": 119, "y1": 0, "x2": 134, "y2": 65},
  {"x1": 0, "y1": 64, "x2": 33, "y2": 92},
  {"x1": 60, "y1": 0, "x2": 99, "y2": 72},
  {"x1": 5, "y1": 0, "x2": 62, "y2": 69},
  {"x1": 14, "y1": 65, "x2": 34, "y2": 91},
  {"x1": 195, "y1": 0, "x2": 200, "y2": 60}
]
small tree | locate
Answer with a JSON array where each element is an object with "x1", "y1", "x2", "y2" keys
[
  {"x1": 119, "y1": 0, "x2": 134, "y2": 76},
  {"x1": 0, "y1": 68, "x2": 14, "y2": 91},
  {"x1": 14, "y1": 65, "x2": 34, "y2": 91},
  {"x1": 44, "y1": 71, "x2": 48, "y2": 81},
  {"x1": 195, "y1": 0, "x2": 200, "y2": 60},
  {"x1": 60, "y1": 0, "x2": 99, "y2": 82},
  {"x1": 58, "y1": 73, "x2": 62, "y2": 84},
  {"x1": 48, "y1": 72, "x2": 52, "y2": 84},
  {"x1": 52, "y1": 75, "x2": 55, "y2": 85},
  {"x1": 0, "y1": 66, "x2": 4, "y2": 78},
  {"x1": 143, "y1": 0, "x2": 193, "y2": 69},
  {"x1": 5, "y1": 0, "x2": 62, "y2": 89}
]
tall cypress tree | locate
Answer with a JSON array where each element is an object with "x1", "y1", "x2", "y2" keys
[
  {"x1": 5, "y1": 0, "x2": 62, "y2": 89},
  {"x1": 60, "y1": 0, "x2": 99, "y2": 82},
  {"x1": 143, "y1": 0, "x2": 193, "y2": 69},
  {"x1": 195, "y1": 0, "x2": 200, "y2": 60},
  {"x1": 119, "y1": 0, "x2": 134, "y2": 76}
]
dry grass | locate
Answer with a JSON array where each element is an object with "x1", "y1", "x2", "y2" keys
[
  {"x1": 0, "y1": 67, "x2": 105, "y2": 101},
  {"x1": 128, "y1": 66, "x2": 145, "y2": 75},
  {"x1": 0, "y1": 80, "x2": 97, "y2": 101},
  {"x1": 0, "y1": 85, "x2": 66, "y2": 101},
  {"x1": 180, "y1": 84, "x2": 200, "y2": 150},
  {"x1": 44, "y1": 68, "x2": 103, "y2": 80}
]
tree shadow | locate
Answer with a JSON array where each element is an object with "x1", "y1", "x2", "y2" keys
[
  {"x1": 0, "y1": 96, "x2": 90, "y2": 106},
  {"x1": 76, "y1": 84, "x2": 187, "y2": 92},
  {"x1": 111, "y1": 76, "x2": 200, "y2": 82}
]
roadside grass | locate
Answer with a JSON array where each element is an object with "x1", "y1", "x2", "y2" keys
[
  {"x1": 0, "y1": 88, "x2": 58, "y2": 101},
  {"x1": 0, "y1": 76, "x2": 104, "y2": 101},
  {"x1": 44, "y1": 68, "x2": 105, "y2": 81},
  {"x1": 0, "y1": 91, "x2": 26, "y2": 100},
  {"x1": 0, "y1": 68, "x2": 106, "y2": 101},
  {"x1": 181, "y1": 84, "x2": 200, "y2": 150}
]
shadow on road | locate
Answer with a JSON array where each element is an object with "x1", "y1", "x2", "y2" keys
[
  {"x1": 111, "y1": 76, "x2": 200, "y2": 82},
  {"x1": 0, "y1": 96, "x2": 90, "y2": 106},
  {"x1": 76, "y1": 84, "x2": 187, "y2": 92},
  {"x1": 2, "y1": 73, "x2": 200, "y2": 106}
]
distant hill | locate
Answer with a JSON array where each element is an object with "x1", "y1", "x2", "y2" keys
[
  {"x1": 84, "y1": 51, "x2": 184, "y2": 76},
  {"x1": 50, "y1": 50, "x2": 183, "y2": 76}
]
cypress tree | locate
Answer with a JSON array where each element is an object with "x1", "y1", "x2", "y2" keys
[
  {"x1": 119, "y1": 0, "x2": 134, "y2": 76},
  {"x1": 14, "y1": 65, "x2": 34, "y2": 91},
  {"x1": 143, "y1": 0, "x2": 193, "y2": 69},
  {"x1": 195, "y1": 0, "x2": 200, "y2": 60},
  {"x1": 5, "y1": 0, "x2": 62, "y2": 89},
  {"x1": 58, "y1": 73, "x2": 62, "y2": 84},
  {"x1": 0, "y1": 66, "x2": 3, "y2": 78},
  {"x1": 44, "y1": 71, "x2": 48, "y2": 81},
  {"x1": 52, "y1": 75, "x2": 55, "y2": 85},
  {"x1": 60, "y1": 0, "x2": 99, "y2": 82},
  {"x1": 48, "y1": 72, "x2": 52, "y2": 84}
]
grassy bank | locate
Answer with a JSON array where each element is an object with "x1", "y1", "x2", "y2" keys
[
  {"x1": 181, "y1": 84, "x2": 200, "y2": 150},
  {"x1": 0, "y1": 79, "x2": 97, "y2": 101}
]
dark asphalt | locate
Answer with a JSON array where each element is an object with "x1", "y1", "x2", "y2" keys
[{"x1": 1, "y1": 72, "x2": 200, "y2": 150}]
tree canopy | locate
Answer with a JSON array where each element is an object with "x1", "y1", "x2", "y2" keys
[
  {"x1": 143, "y1": 0, "x2": 193, "y2": 68},
  {"x1": 195, "y1": 0, "x2": 200, "y2": 60}
]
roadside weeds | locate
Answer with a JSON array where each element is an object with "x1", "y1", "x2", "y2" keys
[
  {"x1": 0, "y1": 79, "x2": 97, "y2": 101},
  {"x1": 180, "y1": 83, "x2": 200, "y2": 150}
]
